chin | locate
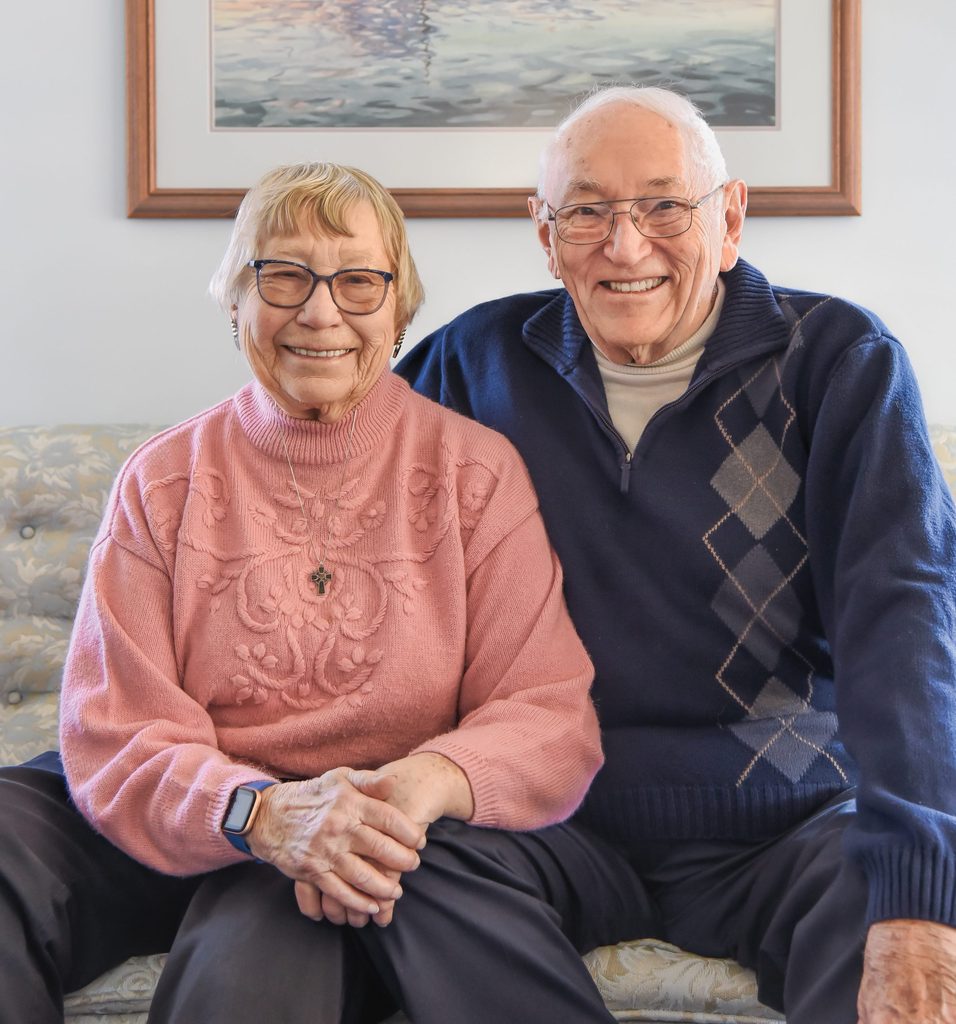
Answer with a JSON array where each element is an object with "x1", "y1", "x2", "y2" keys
[{"x1": 287, "y1": 380, "x2": 350, "y2": 405}]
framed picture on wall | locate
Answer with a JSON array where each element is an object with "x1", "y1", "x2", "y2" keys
[{"x1": 127, "y1": 0, "x2": 860, "y2": 219}]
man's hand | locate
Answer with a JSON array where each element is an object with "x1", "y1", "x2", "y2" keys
[
  {"x1": 247, "y1": 767, "x2": 425, "y2": 917},
  {"x1": 858, "y1": 919, "x2": 956, "y2": 1022}
]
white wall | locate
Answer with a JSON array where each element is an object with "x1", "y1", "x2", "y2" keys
[{"x1": 2, "y1": 0, "x2": 954, "y2": 426}]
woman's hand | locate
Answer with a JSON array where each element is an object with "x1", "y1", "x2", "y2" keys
[
  {"x1": 247, "y1": 767, "x2": 426, "y2": 917},
  {"x1": 295, "y1": 865, "x2": 401, "y2": 927},
  {"x1": 298, "y1": 753, "x2": 474, "y2": 928},
  {"x1": 376, "y1": 752, "x2": 474, "y2": 826}
]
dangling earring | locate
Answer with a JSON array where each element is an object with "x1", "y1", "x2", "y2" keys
[
  {"x1": 230, "y1": 318, "x2": 240, "y2": 350},
  {"x1": 392, "y1": 327, "x2": 407, "y2": 360}
]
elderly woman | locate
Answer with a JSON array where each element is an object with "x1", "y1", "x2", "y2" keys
[{"x1": 0, "y1": 163, "x2": 642, "y2": 1024}]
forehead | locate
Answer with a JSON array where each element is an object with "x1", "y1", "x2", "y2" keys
[
  {"x1": 547, "y1": 104, "x2": 693, "y2": 204},
  {"x1": 263, "y1": 201, "x2": 389, "y2": 263}
]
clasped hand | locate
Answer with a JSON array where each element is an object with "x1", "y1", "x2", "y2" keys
[
  {"x1": 247, "y1": 765, "x2": 426, "y2": 927},
  {"x1": 248, "y1": 753, "x2": 472, "y2": 928}
]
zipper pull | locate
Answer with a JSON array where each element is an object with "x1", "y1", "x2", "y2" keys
[{"x1": 620, "y1": 452, "x2": 632, "y2": 494}]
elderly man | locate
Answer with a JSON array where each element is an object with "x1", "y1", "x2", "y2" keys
[{"x1": 387, "y1": 86, "x2": 956, "y2": 1022}]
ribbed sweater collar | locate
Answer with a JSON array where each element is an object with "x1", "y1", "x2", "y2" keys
[
  {"x1": 233, "y1": 370, "x2": 409, "y2": 464},
  {"x1": 521, "y1": 259, "x2": 792, "y2": 379}
]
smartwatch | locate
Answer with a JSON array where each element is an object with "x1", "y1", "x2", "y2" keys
[{"x1": 222, "y1": 780, "x2": 277, "y2": 856}]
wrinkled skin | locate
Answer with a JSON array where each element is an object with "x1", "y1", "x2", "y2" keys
[
  {"x1": 858, "y1": 919, "x2": 956, "y2": 1023},
  {"x1": 249, "y1": 753, "x2": 472, "y2": 928}
]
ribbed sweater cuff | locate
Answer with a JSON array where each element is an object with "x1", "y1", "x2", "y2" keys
[
  {"x1": 861, "y1": 847, "x2": 956, "y2": 927},
  {"x1": 578, "y1": 782, "x2": 843, "y2": 843}
]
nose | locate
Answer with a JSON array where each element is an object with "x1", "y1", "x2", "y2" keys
[
  {"x1": 296, "y1": 280, "x2": 343, "y2": 327},
  {"x1": 603, "y1": 210, "x2": 653, "y2": 263}
]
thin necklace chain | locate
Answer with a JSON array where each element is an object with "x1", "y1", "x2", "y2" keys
[{"x1": 278, "y1": 407, "x2": 359, "y2": 595}]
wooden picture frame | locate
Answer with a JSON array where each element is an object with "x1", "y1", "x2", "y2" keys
[{"x1": 127, "y1": 0, "x2": 860, "y2": 219}]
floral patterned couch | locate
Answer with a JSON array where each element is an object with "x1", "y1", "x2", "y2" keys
[{"x1": 3, "y1": 421, "x2": 955, "y2": 1024}]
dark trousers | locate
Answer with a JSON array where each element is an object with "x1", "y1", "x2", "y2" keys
[
  {"x1": 0, "y1": 753, "x2": 865, "y2": 1024},
  {"x1": 354, "y1": 817, "x2": 654, "y2": 1023},
  {"x1": 0, "y1": 753, "x2": 386, "y2": 1024},
  {"x1": 350, "y1": 794, "x2": 866, "y2": 1024},
  {"x1": 0, "y1": 753, "x2": 188, "y2": 1023},
  {"x1": 629, "y1": 792, "x2": 867, "y2": 1023}
]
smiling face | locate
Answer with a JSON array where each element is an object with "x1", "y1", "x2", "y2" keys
[
  {"x1": 533, "y1": 103, "x2": 746, "y2": 365},
  {"x1": 234, "y1": 201, "x2": 398, "y2": 421}
]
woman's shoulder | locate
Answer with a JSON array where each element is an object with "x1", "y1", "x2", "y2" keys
[
  {"x1": 117, "y1": 393, "x2": 240, "y2": 481},
  {"x1": 103, "y1": 392, "x2": 246, "y2": 530},
  {"x1": 401, "y1": 386, "x2": 539, "y2": 548},
  {"x1": 95, "y1": 392, "x2": 244, "y2": 560},
  {"x1": 403, "y1": 385, "x2": 527, "y2": 476}
]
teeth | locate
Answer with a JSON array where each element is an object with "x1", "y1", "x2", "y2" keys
[
  {"x1": 287, "y1": 346, "x2": 351, "y2": 358},
  {"x1": 607, "y1": 278, "x2": 665, "y2": 293}
]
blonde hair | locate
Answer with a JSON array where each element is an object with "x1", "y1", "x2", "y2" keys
[{"x1": 210, "y1": 162, "x2": 424, "y2": 329}]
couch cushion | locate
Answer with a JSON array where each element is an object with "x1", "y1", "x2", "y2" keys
[
  {"x1": 933, "y1": 424, "x2": 956, "y2": 490},
  {"x1": 0, "y1": 424, "x2": 159, "y2": 720},
  {"x1": 585, "y1": 939, "x2": 783, "y2": 1022},
  {"x1": 0, "y1": 691, "x2": 59, "y2": 763},
  {"x1": 65, "y1": 942, "x2": 783, "y2": 1024},
  {"x1": 64, "y1": 953, "x2": 165, "y2": 1022}
]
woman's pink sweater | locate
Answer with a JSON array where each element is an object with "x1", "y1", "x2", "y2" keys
[{"x1": 59, "y1": 372, "x2": 601, "y2": 875}]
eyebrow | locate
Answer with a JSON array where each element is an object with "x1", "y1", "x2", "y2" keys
[
  {"x1": 268, "y1": 247, "x2": 384, "y2": 269},
  {"x1": 562, "y1": 175, "x2": 687, "y2": 200}
]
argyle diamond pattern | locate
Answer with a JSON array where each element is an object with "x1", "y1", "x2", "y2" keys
[
  {"x1": 711, "y1": 425, "x2": 800, "y2": 540},
  {"x1": 705, "y1": 357, "x2": 844, "y2": 786}
]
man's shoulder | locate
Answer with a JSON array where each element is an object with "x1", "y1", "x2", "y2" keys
[
  {"x1": 399, "y1": 289, "x2": 569, "y2": 397},
  {"x1": 728, "y1": 260, "x2": 892, "y2": 345},
  {"x1": 431, "y1": 287, "x2": 565, "y2": 341},
  {"x1": 767, "y1": 279, "x2": 892, "y2": 345}
]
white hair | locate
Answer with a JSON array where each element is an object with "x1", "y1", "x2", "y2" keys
[{"x1": 534, "y1": 85, "x2": 728, "y2": 220}]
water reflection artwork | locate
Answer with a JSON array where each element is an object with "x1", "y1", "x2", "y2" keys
[{"x1": 213, "y1": 0, "x2": 777, "y2": 130}]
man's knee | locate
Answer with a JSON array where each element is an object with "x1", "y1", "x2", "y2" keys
[{"x1": 398, "y1": 819, "x2": 656, "y2": 953}]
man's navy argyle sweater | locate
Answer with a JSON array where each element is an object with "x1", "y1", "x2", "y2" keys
[{"x1": 398, "y1": 259, "x2": 956, "y2": 927}]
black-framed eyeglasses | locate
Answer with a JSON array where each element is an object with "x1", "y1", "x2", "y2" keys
[
  {"x1": 547, "y1": 185, "x2": 726, "y2": 244},
  {"x1": 248, "y1": 259, "x2": 394, "y2": 314}
]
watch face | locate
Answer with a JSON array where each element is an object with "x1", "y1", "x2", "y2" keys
[{"x1": 223, "y1": 786, "x2": 258, "y2": 834}]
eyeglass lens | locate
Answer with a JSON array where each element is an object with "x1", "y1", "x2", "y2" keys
[
  {"x1": 256, "y1": 264, "x2": 388, "y2": 313},
  {"x1": 557, "y1": 198, "x2": 693, "y2": 242}
]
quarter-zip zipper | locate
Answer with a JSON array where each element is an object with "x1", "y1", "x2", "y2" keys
[
  {"x1": 580, "y1": 401, "x2": 633, "y2": 493},
  {"x1": 581, "y1": 360, "x2": 753, "y2": 495},
  {"x1": 620, "y1": 451, "x2": 632, "y2": 493}
]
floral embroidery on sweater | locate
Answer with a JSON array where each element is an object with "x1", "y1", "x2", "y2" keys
[{"x1": 144, "y1": 447, "x2": 498, "y2": 712}]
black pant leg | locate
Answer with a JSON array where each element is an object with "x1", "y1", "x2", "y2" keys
[
  {"x1": 0, "y1": 753, "x2": 199, "y2": 1024},
  {"x1": 745, "y1": 793, "x2": 865, "y2": 1024},
  {"x1": 148, "y1": 861, "x2": 393, "y2": 1024},
  {"x1": 354, "y1": 817, "x2": 659, "y2": 1024},
  {"x1": 655, "y1": 792, "x2": 864, "y2": 1024}
]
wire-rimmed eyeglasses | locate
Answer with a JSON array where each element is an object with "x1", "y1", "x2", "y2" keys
[
  {"x1": 248, "y1": 259, "x2": 394, "y2": 314},
  {"x1": 547, "y1": 185, "x2": 726, "y2": 245}
]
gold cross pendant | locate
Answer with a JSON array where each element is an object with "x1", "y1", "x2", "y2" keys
[{"x1": 309, "y1": 565, "x2": 332, "y2": 595}]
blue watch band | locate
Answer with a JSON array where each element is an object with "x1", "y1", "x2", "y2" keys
[{"x1": 222, "y1": 780, "x2": 277, "y2": 857}]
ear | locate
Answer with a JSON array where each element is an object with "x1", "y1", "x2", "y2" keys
[
  {"x1": 528, "y1": 196, "x2": 561, "y2": 279},
  {"x1": 719, "y1": 180, "x2": 748, "y2": 272}
]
